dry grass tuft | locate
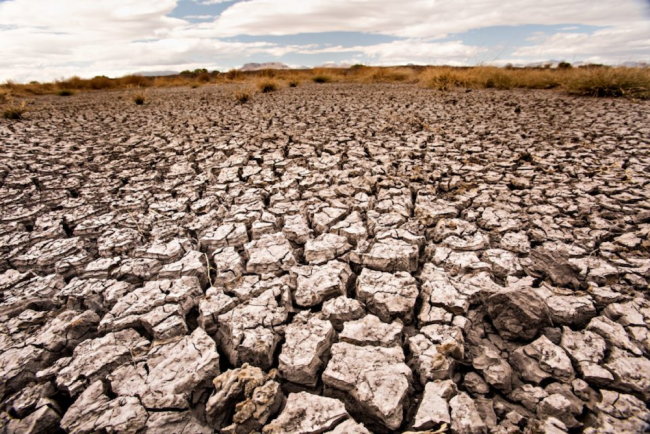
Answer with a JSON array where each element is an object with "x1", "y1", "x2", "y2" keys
[
  {"x1": 132, "y1": 90, "x2": 147, "y2": 105},
  {"x1": 288, "y1": 79, "x2": 300, "y2": 88},
  {"x1": 565, "y1": 67, "x2": 650, "y2": 98},
  {"x1": 57, "y1": 89, "x2": 74, "y2": 97},
  {"x1": 313, "y1": 75, "x2": 332, "y2": 84},
  {"x1": 0, "y1": 88, "x2": 10, "y2": 104},
  {"x1": 420, "y1": 68, "x2": 468, "y2": 90},
  {"x1": 233, "y1": 87, "x2": 254, "y2": 104},
  {"x1": 2, "y1": 97, "x2": 28, "y2": 120},
  {"x1": 257, "y1": 78, "x2": 279, "y2": 93}
]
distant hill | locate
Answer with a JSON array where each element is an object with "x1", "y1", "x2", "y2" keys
[{"x1": 239, "y1": 62, "x2": 290, "y2": 71}]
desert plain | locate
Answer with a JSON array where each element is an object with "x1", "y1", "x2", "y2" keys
[{"x1": 1, "y1": 83, "x2": 650, "y2": 433}]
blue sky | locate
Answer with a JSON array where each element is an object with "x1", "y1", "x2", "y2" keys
[{"x1": 0, "y1": 0, "x2": 648, "y2": 81}]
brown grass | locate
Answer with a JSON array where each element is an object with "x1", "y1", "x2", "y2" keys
[
  {"x1": 132, "y1": 90, "x2": 147, "y2": 105},
  {"x1": 0, "y1": 88, "x2": 10, "y2": 104},
  {"x1": 2, "y1": 97, "x2": 28, "y2": 120},
  {"x1": 565, "y1": 67, "x2": 650, "y2": 98},
  {"x1": 256, "y1": 78, "x2": 280, "y2": 93},
  {"x1": 233, "y1": 87, "x2": 254, "y2": 104},
  {"x1": 1, "y1": 65, "x2": 648, "y2": 99}
]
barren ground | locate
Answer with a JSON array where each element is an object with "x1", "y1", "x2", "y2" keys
[{"x1": 1, "y1": 84, "x2": 650, "y2": 433}]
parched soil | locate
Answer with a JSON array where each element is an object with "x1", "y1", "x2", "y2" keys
[{"x1": 1, "y1": 84, "x2": 650, "y2": 433}]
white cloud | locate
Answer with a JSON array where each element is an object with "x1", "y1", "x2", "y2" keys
[
  {"x1": 0, "y1": 0, "x2": 183, "y2": 40},
  {"x1": 299, "y1": 39, "x2": 483, "y2": 66},
  {"x1": 210, "y1": 0, "x2": 649, "y2": 38},
  {"x1": 513, "y1": 22, "x2": 650, "y2": 63},
  {"x1": 194, "y1": 0, "x2": 236, "y2": 4},
  {"x1": 184, "y1": 15, "x2": 216, "y2": 20},
  {"x1": 0, "y1": 0, "x2": 648, "y2": 81}
]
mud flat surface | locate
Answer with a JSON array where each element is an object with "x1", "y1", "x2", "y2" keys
[{"x1": 1, "y1": 83, "x2": 650, "y2": 433}]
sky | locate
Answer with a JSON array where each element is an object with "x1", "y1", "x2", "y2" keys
[{"x1": 0, "y1": 0, "x2": 649, "y2": 82}]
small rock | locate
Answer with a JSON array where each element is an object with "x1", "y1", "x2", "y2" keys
[
  {"x1": 279, "y1": 312, "x2": 335, "y2": 386},
  {"x1": 449, "y1": 392, "x2": 487, "y2": 434},
  {"x1": 413, "y1": 380, "x2": 457, "y2": 430},
  {"x1": 511, "y1": 335, "x2": 575, "y2": 384},
  {"x1": 356, "y1": 268, "x2": 418, "y2": 323},
  {"x1": 340, "y1": 314, "x2": 403, "y2": 347},
  {"x1": 486, "y1": 286, "x2": 551, "y2": 341},
  {"x1": 321, "y1": 296, "x2": 366, "y2": 331},
  {"x1": 323, "y1": 342, "x2": 412, "y2": 431},
  {"x1": 291, "y1": 260, "x2": 352, "y2": 307},
  {"x1": 263, "y1": 392, "x2": 349, "y2": 434},
  {"x1": 304, "y1": 233, "x2": 352, "y2": 265}
]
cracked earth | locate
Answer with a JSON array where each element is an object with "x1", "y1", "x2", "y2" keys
[{"x1": 1, "y1": 83, "x2": 650, "y2": 433}]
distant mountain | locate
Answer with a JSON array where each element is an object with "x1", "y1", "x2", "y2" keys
[{"x1": 239, "y1": 62, "x2": 290, "y2": 71}]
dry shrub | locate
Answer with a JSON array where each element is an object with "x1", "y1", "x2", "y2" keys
[
  {"x1": 565, "y1": 67, "x2": 650, "y2": 98},
  {"x1": 233, "y1": 87, "x2": 253, "y2": 104},
  {"x1": 0, "y1": 88, "x2": 10, "y2": 103},
  {"x1": 56, "y1": 76, "x2": 85, "y2": 90},
  {"x1": 288, "y1": 79, "x2": 300, "y2": 88},
  {"x1": 88, "y1": 76, "x2": 114, "y2": 90},
  {"x1": 482, "y1": 68, "x2": 516, "y2": 89},
  {"x1": 119, "y1": 75, "x2": 152, "y2": 88},
  {"x1": 225, "y1": 69, "x2": 243, "y2": 81},
  {"x1": 257, "y1": 78, "x2": 279, "y2": 93},
  {"x1": 259, "y1": 69, "x2": 278, "y2": 78},
  {"x1": 58, "y1": 89, "x2": 74, "y2": 96},
  {"x1": 132, "y1": 90, "x2": 147, "y2": 105},
  {"x1": 2, "y1": 97, "x2": 28, "y2": 120},
  {"x1": 197, "y1": 72, "x2": 212, "y2": 83},
  {"x1": 313, "y1": 75, "x2": 332, "y2": 84},
  {"x1": 420, "y1": 67, "x2": 468, "y2": 90},
  {"x1": 358, "y1": 67, "x2": 417, "y2": 83}
]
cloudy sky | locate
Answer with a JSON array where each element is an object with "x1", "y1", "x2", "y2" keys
[{"x1": 1, "y1": 0, "x2": 649, "y2": 82}]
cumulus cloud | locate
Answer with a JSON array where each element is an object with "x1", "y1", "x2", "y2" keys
[
  {"x1": 513, "y1": 22, "x2": 650, "y2": 63},
  {"x1": 210, "y1": 0, "x2": 649, "y2": 38},
  {"x1": 0, "y1": 0, "x2": 647, "y2": 81},
  {"x1": 300, "y1": 39, "x2": 483, "y2": 66}
]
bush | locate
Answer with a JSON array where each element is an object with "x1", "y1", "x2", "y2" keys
[
  {"x1": 369, "y1": 67, "x2": 415, "y2": 83},
  {"x1": 197, "y1": 72, "x2": 212, "y2": 83},
  {"x1": 0, "y1": 88, "x2": 10, "y2": 103},
  {"x1": 484, "y1": 69, "x2": 516, "y2": 89},
  {"x1": 89, "y1": 76, "x2": 114, "y2": 90},
  {"x1": 133, "y1": 91, "x2": 147, "y2": 105},
  {"x1": 233, "y1": 88, "x2": 253, "y2": 104},
  {"x1": 119, "y1": 75, "x2": 151, "y2": 88},
  {"x1": 2, "y1": 98, "x2": 27, "y2": 119},
  {"x1": 420, "y1": 68, "x2": 467, "y2": 90},
  {"x1": 558, "y1": 61, "x2": 573, "y2": 70},
  {"x1": 288, "y1": 79, "x2": 299, "y2": 88},
  {"x1": 313, "y1": 75, "x2": 332, "y2": 84},
  {"x1": 566, "y1": 67, "x2": 650, "y2": 98},
  {"x1": 57, "y1": 89, "x2": 74, "y2": 96},
  {"x1": 257, "y1": 79, "x2": 279, "y2": 93},
  {"x1": 225, "y1": 69, "x2": 242, "y2": 81}
]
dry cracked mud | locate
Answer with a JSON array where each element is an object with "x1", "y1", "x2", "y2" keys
[{"x1": 1, "y1": 83, "x2": 650, "y2": 433}]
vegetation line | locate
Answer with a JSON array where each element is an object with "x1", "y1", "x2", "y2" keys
[{"x1": 1, "y1": 64, "x2": 649, "y2": 102}]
